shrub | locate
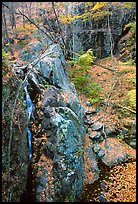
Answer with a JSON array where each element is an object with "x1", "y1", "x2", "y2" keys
[
  {"x1": 17, "y1": 39, "x2": 28, "y2": 48},
  {"x1": 69, "y1": 49, "x2": 102, "y2": 104},
  {"x1": 2, "y1": 49, "x2": 6, "y2": 59},
  {"x1": 127, "y1": 89, "x2": 136, "y2": 110},
  {"x1": 16, "y1": 23, "x2": 36, "y2": 34},
  {"x1": 125, "y1": 21, "x2": 136, "y2": 34},
  {"x1": 78, "y1": 49, "x2": 96, "y2": 66}
]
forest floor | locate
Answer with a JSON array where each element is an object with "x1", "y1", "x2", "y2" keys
[
  {"x1": 76, "y1": 58, "x2": 136, "y2": 202},
  {"x1": 77, "y1": 57, "x2": 136, "y2": 129}
]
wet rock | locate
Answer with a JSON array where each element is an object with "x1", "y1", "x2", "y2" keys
[
  {"x1": 119, "y1": 127, "x2": 129, "y2": 135},
  {"x1": 100, "y1": 181, "x2": 106, "y2": 191},
  {"x1": 99, "y1": 192, "x2": 106, "y2": 202},
  {"x1": 99, "y1": 135, "x2": 104, "y2": 142},
  {"x1": 41, "y1": 94, "x2": 85, "y2": 201},
  {"x1": 92, "y1": 122, "x2": 103, "y2": 131},
  {"x1": 45, "y1": 142, "x2": 55, "y2": 158},
  {"x1": 89, "y1": 131, "x2": 101, "y2": 139},
  {"x1": 46, "y1": 130, "x2": 52, "y2": 137},
  {"x1": 19, "y1": 50, "x2": 34, "y2": 62},
  {"x1": 16, "y1": 43, "x2": 86, "y2": 201},
  {"x1": 42, "y1": 87, "x2": 62, "y2": 107}
]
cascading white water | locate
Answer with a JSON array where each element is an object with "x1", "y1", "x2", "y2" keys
[{"x1": 24, "y1": 80, "x2": 35, "y2": 160}]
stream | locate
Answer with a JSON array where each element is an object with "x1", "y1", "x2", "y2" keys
[
  {"x1": 20, "y1": 80, "x2": 36, "y2": 202},
  {"x1": 24, "y1": 79, "x2": 35, "y2": 160}
]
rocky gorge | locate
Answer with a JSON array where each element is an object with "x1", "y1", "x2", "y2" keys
[
  {"x1": 2, "y1": 2, "x2": 136, "y2": 202},
  {"x1": 11, "y1": 41, "x2": 135, "y2": 202}
]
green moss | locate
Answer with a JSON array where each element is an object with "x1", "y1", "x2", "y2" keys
[
  {"x1": 127, "y1": 89, "x2": 136, "y2": 110},
  {"x1": 117, "y1": 135, "x2": 125, "y2": 140},
  {"x1": 118, "y1": 108, "x2": 130, "y2": 118}
]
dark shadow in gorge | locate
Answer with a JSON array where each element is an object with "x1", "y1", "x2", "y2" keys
[
  {"x1": 20, "y1": 163, "x2": 37, "y2": 202},
  {"x1": 80, "y1": 159, "x2": 111, "y2": 202}
]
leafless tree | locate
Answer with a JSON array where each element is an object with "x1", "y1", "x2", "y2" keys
[
  {"x1": 8, "y1": 2, "x2": 17, "y2": 39},
  {"x1": 2, "y1": 4, "x2": 14, "y2": 56}
]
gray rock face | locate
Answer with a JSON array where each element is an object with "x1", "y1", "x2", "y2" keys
[
  {"x1": 129, "y1": 140, "x2": 136, "y2": 149},
  {"x1": 19, "y1": 41, "x2": 43, "y2": 62},
  {"x1": 32, "y1": 43, "x2": 72, "y2": 92},
  {"x1": 84, "y1": 146, "x2": 100, "y2": 184},
  {"x1": 26, "y1": 43, "x2": 86, "y2": 201},
  {"x1": 62, "y1": 3, "x2": 135, "y2": 59}
]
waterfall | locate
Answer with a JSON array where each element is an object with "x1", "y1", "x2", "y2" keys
[{"x1": 24, "y1": 80, "x2": 35, "y2": 160}]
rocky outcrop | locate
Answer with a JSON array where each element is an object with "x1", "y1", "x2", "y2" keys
[
  {"x1": 14, "y1": 41, "x2": 136, "y2": 202},
  {"x1": 18, "y1": 43, "x2": 86, "y2": 201},
  {"x1": 43, "y1": 3, "x2": 135, "y2": 59}
]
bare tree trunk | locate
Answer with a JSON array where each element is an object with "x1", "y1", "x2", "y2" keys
[
  {"x1": 51, "y1": 2, "x2": 67, "y2": 51},
  {"x1": 2, "y1": 6, "x2": 9, "y2": 40},
  {"x1": 25, "y1": 2, "x2": 32, "y2": 20},
  {"x1": 72, "y1": 22, "x2": 75, "y2": 59},
  {"x1": 108, "y1": 14, "x2": 114, "y2": 69},
  {"x1": 2, "y1": 5, "x2": 14, "y2": 56},
  {"x1": 8, "y1": 2, "x2": 16, "y2": 39},
  {"x1": 21, "y1": 2, "x2": 25, "y2": 27}
]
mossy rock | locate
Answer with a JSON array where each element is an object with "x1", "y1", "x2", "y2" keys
[{"x1": 127, "y1": 89, "x2": 136, "y2": 110}]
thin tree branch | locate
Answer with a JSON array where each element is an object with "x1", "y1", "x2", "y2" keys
[
  {"x1": 94, "y1": 63, "x2": 117, "y2": 72},
  {"x1": 2, "y1": 3, "x2": 54, "y2": 41},
  {"x1": 116, "y1": 104, "x2": 136, "y2": 114},
  {"x1": 52, "y1": 2, "x2": 67, "y2": 49}
]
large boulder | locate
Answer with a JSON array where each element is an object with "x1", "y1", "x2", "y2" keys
[
  {"x1": 97, "y1": 138, "x2": 136, "y2": 167},
  {"x1": 23, "y1": 43, "x2": 86, "y2": 201}
]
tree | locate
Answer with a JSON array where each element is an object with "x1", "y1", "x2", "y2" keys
[
  {"x1": 8, "y1": 2, "x2": 17, "y2": 39},
  {"x1": 2, "y1": 4, "x2": 14, "y2": 56}
]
